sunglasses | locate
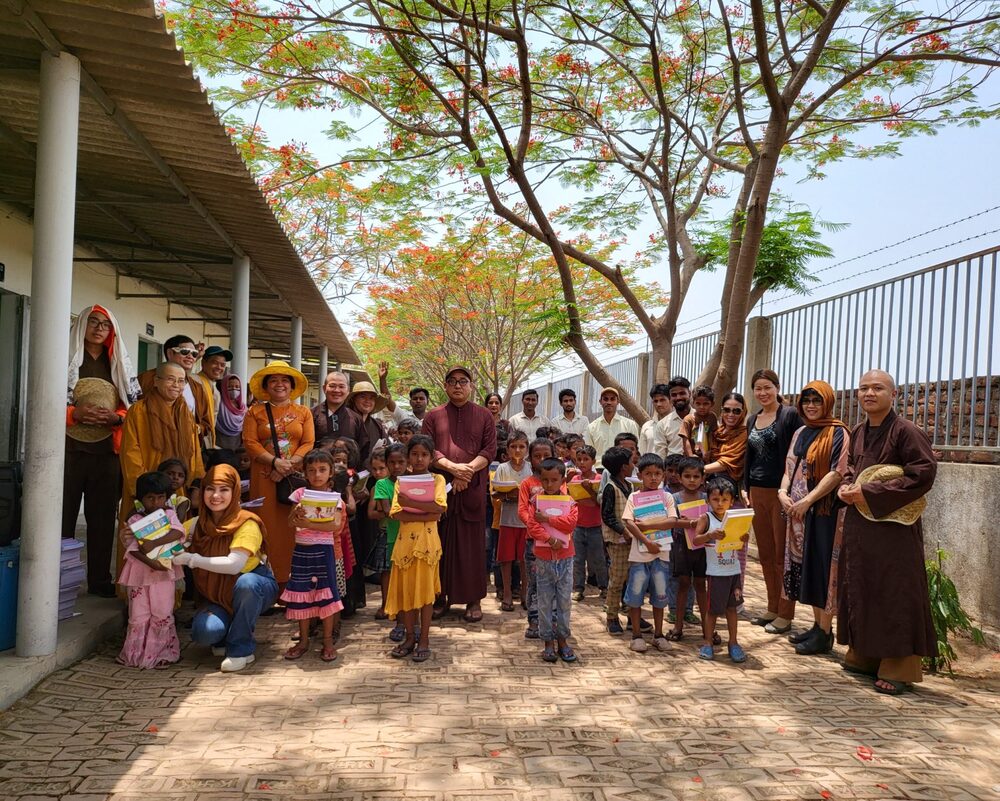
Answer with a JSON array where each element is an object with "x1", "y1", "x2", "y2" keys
[
  {"x1": 800, "y1": 396, "x2": 824, "y2": 406},
  {"x1": 721, "y1": 407, "x2": 743, "y2": 414},
  {"x1": 171, "y1": 347, "x2": 199, "y2": 357}
]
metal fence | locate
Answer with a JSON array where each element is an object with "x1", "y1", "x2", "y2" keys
[{"x1": 513, "y1": 244, "x2": 1000, "y2": 453}]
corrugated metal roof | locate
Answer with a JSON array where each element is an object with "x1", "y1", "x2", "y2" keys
[{"x1": 0, "y1": 0, "x2": 361, "y2": 378}]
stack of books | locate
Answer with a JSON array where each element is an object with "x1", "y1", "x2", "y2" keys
[
  {"x1": 300, "y1": 490, "x2": 342, "y2": 522},
  {"x1": 535, "y1": 495, "x2": 574, "y2": 545},
  {"x1": 58, "y1": 539, "x2": 86, "y2": 620},
  {"x1": 129, "y1": 509, "x2": 185, "y2": 566},
  {"x1": 397, "y1": 474, "x2": 437, "y2": 513},
  {"x1": 632, "y1": 490, "x2": 673, "y2": 554}
]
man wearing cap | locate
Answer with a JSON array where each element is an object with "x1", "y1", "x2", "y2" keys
[
  {"x1": 421, "y1": 366, "x2": 497, "y2": 622},
  {"x1": 138, "y1": 334, "x2": 215, "y2": 448},
  {"x1": 63, "y1": 305, "x2": 141, "y2": 597},
  {"x1": 584, "y1": 386, "x2": 639, "y2": 467},
  {"x1": 311, "y1": 370, "x2": 363, "y2": 444},
  {"x1": 197, "y1": 345, "x2": 232, "y2": 446},
  {"x1": 836, "y1": 369, "x2": 938, "y2": 695}
]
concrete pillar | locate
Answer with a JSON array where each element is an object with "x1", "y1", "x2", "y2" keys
[
  {"x1": 290, "y1": 316, "x2": 303, "y2": 369},
  {"x1": 742, "y1": 316, "x2": 774, "y2": 402},
  {"x1": 230, "y1": 254, "x2": 250, "y2": 388},
  {"x1": 318, "y1": 344, "x2": 328, "y2": 395},
  {"x1": 17, "y1": 52, "x2": 81, "y2": 657}
]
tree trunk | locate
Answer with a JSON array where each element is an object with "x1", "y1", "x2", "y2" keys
[{"x1": 650, "y1": 333, "x2": 672, "y2": 387}]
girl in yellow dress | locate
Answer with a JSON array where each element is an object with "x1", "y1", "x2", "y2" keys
[{"x1": 386, "y1": 434, "x2": 447, "y2": 662}]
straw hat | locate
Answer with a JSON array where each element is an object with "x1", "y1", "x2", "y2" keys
[
  {"x1": 248, "y1": 360, "x2": 308, "y2": 402},
  {"x1": 67, "y1": 378, "x2": 118, "y2": 442},
  {"x1": 347, "y1": 380, "x2": 387, "y2": 413},
  {"x1": 854, "y1": 463, "x2": 927, "y2": 526}
]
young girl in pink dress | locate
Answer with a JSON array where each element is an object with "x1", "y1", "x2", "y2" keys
[{"x1": 117, "y1": 472, "x2": 185, "y2": 669}]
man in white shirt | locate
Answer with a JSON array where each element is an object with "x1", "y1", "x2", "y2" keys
[
  {"x1": 508, "y1": 388, "x2": 550, "y2": 439},
  {"x1": 553, "y1": 388, "x2": 589, "y2": 435},
  {"x1": 656, "y1": 376, "x2": 692, "y2": 456},
  {"x1": 585, "y1": 386, "x2": 639, "y2": 466},
  {"x1": 638, "y1": 383, "x2": 672, "y2": 457}
]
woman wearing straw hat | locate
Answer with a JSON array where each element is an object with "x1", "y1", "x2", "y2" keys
[
  {"x1": 63, "y1": 304, "x2": 141, "y2": 597},
  {"x1": 347, "y1": 380, "x2": 388, "y2": 467},
  {"x1": 242, "y1": 361, "x2": 315, "y2": 588}
]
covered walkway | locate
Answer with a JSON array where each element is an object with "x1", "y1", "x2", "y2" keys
[{"x1": 0, "y1": 0, "x2": 363, "y2": 659}]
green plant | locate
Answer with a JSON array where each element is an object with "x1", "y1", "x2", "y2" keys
[{"x1": 925, "y1": 548, "x2": 985, "y2": 673}]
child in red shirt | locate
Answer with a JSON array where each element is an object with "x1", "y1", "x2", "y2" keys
[
  {"x1": 569, "y1": 444, "x2": 606, "y2": 601},
  {"x1": 522, "y1": 458, "x2": 579, "y2": 663}
]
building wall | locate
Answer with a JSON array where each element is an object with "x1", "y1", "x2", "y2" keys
[
  {"x1": 0, "y1": 206, "x2": 278, "y2": 420},
  {"x1": 921, "y1": 462, "x2": 1000, "y2": 636}
]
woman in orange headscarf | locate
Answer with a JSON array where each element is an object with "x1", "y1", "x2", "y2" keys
[
  {"x1": 705, "y1": 392, "x2": 748, "y2": 482},
  {"x1": 173, "y1": 465, "x2": 278, "y2": 672},
  {"x1": 778, "y1": 380, "x2": 850, "y2": 656}
]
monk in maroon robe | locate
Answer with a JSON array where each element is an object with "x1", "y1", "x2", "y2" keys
[
  {"x1": 421, "y1": 366, "x2": 497, "y2": 622},
  {"x1": 837, "y1": 369, "x2": 937, "y2": 694}
]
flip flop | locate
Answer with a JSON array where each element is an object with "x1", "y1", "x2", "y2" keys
[
  {"x1": 874, "y1": 678, "x2": 911, "y2": 695},
  {"x1": 712, "y1": 632, "x2": 722, "y2": 646},
  {"x1": 390, "y1": 641, "x2": 416, "y2": 659},
  {"x1": 666, "y1": 630, "x2": 684, "y2": 642},
  {"x1": 283, "y1": 642, "x2": 310, "y2": 660},
  {"x1": 558, "y1": 646, "x2": 577, "y2": 663},
  {"x1": 412, "y1": 646, "x2": 432, "y2": 662},
  {"x1": 320, "y1": 645, "x2": 338, "y2": 662},
  {"x1": 463, "y1": 607, "x2": 484, "y2": 623},
  {"x1": 500, "y1": 602, "x2": 515, "y2": 612}
]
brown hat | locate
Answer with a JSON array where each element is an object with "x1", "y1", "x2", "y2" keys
[
  {"x1": 445, "y1": 366, "x2": 473, "y2": 382},
  {"x1": 854, "y1": 463, "x2": 927, "y2": 526},
  {"x1": 347, "y1": 380, "x2": 387, "y2": 413},
  {"x1": 67, "y1": 378, "x2": 118, "y2": 443},
  {"x1": 598, "y1": 386, "x2": 620, "y2": 399}
]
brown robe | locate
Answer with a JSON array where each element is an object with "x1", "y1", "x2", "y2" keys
[
  {"x1": 138, "y1": 368, "x2": 215, "y2": 448},
  {"x1": 837, "y1": 410, "x2": 938, "y2": 659},
  {"x1": 422, "y1": 400, "x2": 497, "y2": 605}
]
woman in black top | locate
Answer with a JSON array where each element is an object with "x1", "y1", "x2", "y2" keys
[{"x1": 745, "y1": 369, "x2": 802, "y2": 634}]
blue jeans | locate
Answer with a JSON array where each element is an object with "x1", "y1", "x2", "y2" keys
[
  {"x1": 624, "y1": 560, "x2": 671, "y2": 609},
  {"x1": 191, "y1": 563, "x2": 279, "y2": 658},
  {"x1": 524, "y1": 538, "x2": 538, "y2": 625},
  {"x1": 572, "y1": 526, "x2": 607, "y2": 591},
  {"x1": 485, "y1": 526, "x2": 503, "y2": 590},
  {"x1": 535, "y1": 556, "x2": 573, "y2": 641},
  {"x1": 667, "y1": 572, "x2": 696, "y2": 615}
]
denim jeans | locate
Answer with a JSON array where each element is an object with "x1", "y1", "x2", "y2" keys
[
  {"x1": 524, "y1": 538, "x2": 538, "y2": 625},
  {"x1": 535, "y1": 556, "x2": 573, "y2": 641},
  {"x1": 572, "y1": 526, "x2": 608, "y2": 591},
  {"x1": 667, "y1": 572, "x2": 696, "y2": 615},
  {"x1": 191, "y1": 563, "x2": 279, "y2": 658},
  {"x1": 624, "y1": 559, "x2": 671, "y2": 609},
  {"x1": 485, "y1": 525, "x2": 500, "y2": 588}
]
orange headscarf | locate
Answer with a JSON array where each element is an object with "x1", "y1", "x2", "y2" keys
[
  {"x1": 710, "y1": 396, "x2": 748, "y2": 481},
  {"x1": 190, "y1": 465, "x2": 267, "y2": 611},
  {"x1": 796, "y1": 380, "x2": 848, "y2": 514}
]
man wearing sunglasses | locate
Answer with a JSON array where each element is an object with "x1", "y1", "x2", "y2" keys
[{"x1": 138, "y1": 334, "x2": 215, "y2": 448}]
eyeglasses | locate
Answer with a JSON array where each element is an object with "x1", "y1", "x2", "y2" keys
[
  {"x1": 157, "y1": 376, "x2": 187, "y2": 386},
  {"x1": 721, "y1": 407, "x2": 743, "y2": 415},
  {"x1": 446, "y1": 378, "x2": 471, "y2": 387},
  {"x1": 171, "y1": 347, "x2": 199, "y2": 357},
  {"x1": 86, "y1": 317, "x2": 112, "y2": 331},
  {"x1": 800, "y1": 396, "x2": 824, "y2": 406}
]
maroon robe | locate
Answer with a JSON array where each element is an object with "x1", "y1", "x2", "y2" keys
[
  {"x1": 837, "y1": 411, "x2": 938, "y2": 659},
  {"x1": 422, "y1": 400, "x2": 498, "y2": 604}
]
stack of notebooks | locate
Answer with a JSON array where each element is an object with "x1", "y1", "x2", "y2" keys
[
  {"x1": 535, "y1": 495, "x2": 574, "y2": 545},
  {"x1": 129, "y1": 509, "x2": 185, "y2": 566},
  {"x1": 300, "y1": 490, "x2": 342, "y2": 522},
  {"x1": 58, "y1": 539, "x2": 86, "y2": 620},
  {"x1": 631, "y1": 490, "x2": 673, "y2": 554}
]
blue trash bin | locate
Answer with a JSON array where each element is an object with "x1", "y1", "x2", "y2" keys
[{"x1": 0, "y1": 539, "x2": 19, "y2": 651}]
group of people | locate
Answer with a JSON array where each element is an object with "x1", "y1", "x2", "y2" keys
[{"x1": 62, "y1": 302, "x2": 938, "y2": 694}]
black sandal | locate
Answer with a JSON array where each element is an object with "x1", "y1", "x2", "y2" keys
[
  {"x1": 390, "y1": 641, "x2": 416, "y2": 658},
  {"x1": 874, "y1": 678, "x2": 911, "y2": 695},
  {"x1": 666, "y1": 630, "x2": 684, "y2": 642},
  {"x1": 500, "y1": 602, "x2": 515, "y2": 612}
]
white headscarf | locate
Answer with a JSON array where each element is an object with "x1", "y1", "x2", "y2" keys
[{"x1": 67, "y1": 304, "x2": 141, "y2": 408}]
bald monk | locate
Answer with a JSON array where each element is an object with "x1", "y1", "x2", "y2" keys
[
  {"x1": 836, "y1": 369, "x2": 937, "y2": 695},
  {"x1": 138, "y1": 334, "x2": 215, "y2": 448},
  {"x1": 120, "y1": 362, "x2": 205, "y2": 539}
]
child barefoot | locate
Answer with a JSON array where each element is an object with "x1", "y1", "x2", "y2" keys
[
  {"x1": 281, "y1": 450, "x2": 345, "y2": 662},
  {"x1": 386, "y1": 435, "x2": 447, "y2": 662},
  {"x1": 694, "y1": 476, "x2": 749, "y2": 663},
  {"x1": 117, "y1": 472, "x2": 185, "y2": 669}
]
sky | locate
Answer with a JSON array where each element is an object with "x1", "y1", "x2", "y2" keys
[{"x1": 233, "y1": 55, "x2": 1000, "y2": 384}]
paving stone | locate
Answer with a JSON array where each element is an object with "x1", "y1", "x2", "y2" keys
[{"x1": 0, "y1": 566, "x2": 996, "y2": 800}]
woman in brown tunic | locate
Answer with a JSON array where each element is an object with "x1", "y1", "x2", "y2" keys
[{"x1": 242, "y1": 361, "x2": 315, "y2": 588}]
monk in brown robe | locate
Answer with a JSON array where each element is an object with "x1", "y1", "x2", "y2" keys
[
  {"x1": 138, "y1": 334, "x2": 214, "y2": 448},
  {"x1": 837, "y1": 369, "x2": 937, "y2": 694},
  {"x1": 421, "y1": 366, "x2": 497, "y2": 623}
]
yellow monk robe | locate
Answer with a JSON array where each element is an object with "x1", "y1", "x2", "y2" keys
[{"x1": 138, "y1": 369, "x2": 215, "y2": 449}]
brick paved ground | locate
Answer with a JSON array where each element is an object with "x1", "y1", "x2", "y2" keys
[{"x1": 1, "y1": 565, "x2": 998, "y2": 801}]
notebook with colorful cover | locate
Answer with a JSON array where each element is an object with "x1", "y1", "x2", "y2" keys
[
  {"x1": 718, "y1": 508, "x2": 754, "y2": 553},
  {"x1": 677, "y1": 499, "x2": 709, "y2": 550},
  {"x1": 300, "y1": 489, "x2": 342, "y2": 522},
  {"x1": 632, "y1": 490, "x2": 673, "y2": 553},
  {"x1": 129, "y1": 509, "x2": 184, "y2": 563},
  {"x1": 535, "y1": 494, "x2": 575, "y2": 545}
]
